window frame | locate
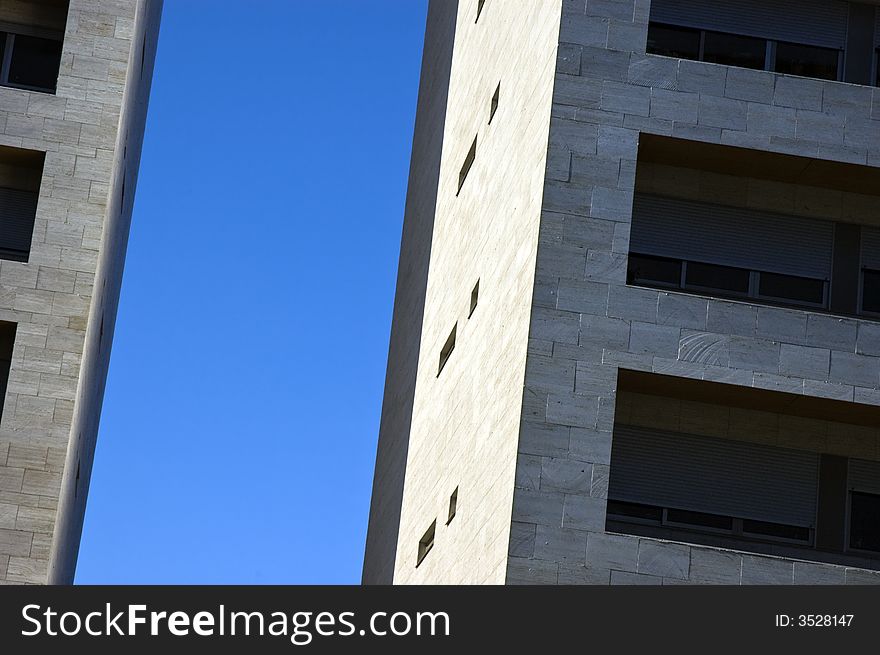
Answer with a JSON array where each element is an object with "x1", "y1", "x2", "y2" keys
[{"x1": 0, "y1": 30, "x2": 63, "y2": 94}]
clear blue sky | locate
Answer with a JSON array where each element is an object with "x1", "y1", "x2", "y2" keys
[{"x1": 74, "y1": 1, "x2": 429, "y2": 584}]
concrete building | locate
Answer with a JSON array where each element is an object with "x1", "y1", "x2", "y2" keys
[
  {"x1": 0, "y1": 0, "x2": 161, "y2": 584},
  {"x1": 364, "y1": 0, "x2": 880, "y2": 585}
]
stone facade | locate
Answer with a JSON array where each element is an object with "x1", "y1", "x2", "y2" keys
[
  {"x1": 365, "y1": 0, "x2": 880, "y2": 585},
  {"x1": 0, "y1": 0, "x2": 161, "y2": 584}
]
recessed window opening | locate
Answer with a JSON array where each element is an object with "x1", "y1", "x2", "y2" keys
[
  {"x1": 447, "y1": 487, "x2": 458, "y2": 524},
  {"x1": 489, "y1": 83, "x2": 500, "y2": 124},
  {"x1": 0, "y1": 145, "x2": 46, "y2": 263},
  {"x1": 469, "y1": 280, "x2": 479, "y2": 317},
  {"x1": 0, "y1": 321, "x2": 16, "y2": 422},
  {"x1": 438, "y1": 324, "x2": 457, "y2": 376},
  {"x1": 457, "y1": 136, "x2": 477, "y2": 195},
  {"x1": 849, "y1": 491, "x2": 880, "y2": 553},
  {"x1": 476, "y1": 0, "x2": 486, "y2": 23},
  {"x1": 861, "y1": 269, "x2": 880, "y2": 315},
  {"x1": 416, "y1": 520, "x2": 436, "y2": 567}
]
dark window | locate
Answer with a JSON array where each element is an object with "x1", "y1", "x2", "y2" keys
[
  {"x1": 758, "y1": 272, "x2": 825, "y2": 306},
  {"x1": 457, "y1": 136, "x2": 477, "y2": 195},
  {"x1": 684, "y1": 261, "x2": 751, "y2": 294},
  {"x1": 7, "y1": 34, "x2": 62, "y2": 92},
  {"x1": 627, "y1": 253, "x2": 681, "y2": 288},
  {"x1": 775, "y1": 41, "x2": 839, "y2": 81},
  {"x1": 469, "y1": 280, "x2": 479, "y2": 317},
  {"x1": 863, "y1": 269, "x2": 880, "y2": 314},
  {"x1": 606, "y1": 500, "x2": 663, "y2": 523},
  {"x1": 849, "y1": 492, "x2": 880, "y2": 553},
  {"x1": 490, "y1": 83, "x2": 499, "y2": 124},
  {"x1": 646, "y1": 23, "x2": 701, "y2": 60},
  {"x1": 447, "y1": 487, "x2": 458, "y2": 524},
  {"x1": 666, "y1": 508, "x2": 734, "y2": 531},
  {"x1": 416, "y1": 520, "x2": 436, "y2": 567},
  {"x1": 438, "y1": 324, "x2": 456, "y2": 376},
  {"x1": 742, "y1": 519, "x2": 810, "y2": 543},
  {"x1": 702, "y1": 31, "x2": 766, "y2": 70},
  {"x1": 476, "y1": 0, "x2": 485, "y2": 23}
]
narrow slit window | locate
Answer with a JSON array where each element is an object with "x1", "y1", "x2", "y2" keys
[
  {"x1": 476, "y1": 0, "x2": 485, "y2": 23},
  {"x1": 489, "y1": 83, "x2": 499, "y2": 124},
  {"x1": 469, "y1": 280, "x2": 479, "y2": 317},
  {"x1": 438, "y1": 324, "x2": 457, "y2": 376},
  {"x1": 447, "y1": 487, "x2": 458, "y2": 524},
  {"x1": 457, "y1": 136, "x2": 477, "y2": 195},
  {"x1": 416, "y1": 520, "x2": 436, "y2": 567}
]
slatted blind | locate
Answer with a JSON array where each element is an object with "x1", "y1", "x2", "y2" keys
[
  {"x1": 649, "y1": 0, "x2": 849, "y2": 49},
  {"x1": 0, "y1": 187, "x2": 38, "y2": 259},
  {"x1": 861, "y1": 227, "x2": 880, "y2": 271},
  {"x1": 630, "y1": 194, "x2": 834, "y2": 279},
  {"x1": 608, "y1": 424, "x2": 820, "y2": 527},
  {"x1": 849, "y1": 458, "x2": 880, "y2": 494}
]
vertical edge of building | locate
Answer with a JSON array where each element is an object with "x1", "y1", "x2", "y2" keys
[
  {"x1": 47, "y1": 0, "x2": 163, "y2": 585},
  {"x1": 362, "y1": 0, "x2": 460, "y2": 585}
]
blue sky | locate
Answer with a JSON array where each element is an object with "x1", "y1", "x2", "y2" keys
[{"x1": 74, "y1": 1, "x2": 429, "y2": 584}]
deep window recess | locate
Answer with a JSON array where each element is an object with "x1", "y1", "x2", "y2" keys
[
  {"x1": 457, "y1": 136, "x2": 477, "y2": 195},
  {"x1": 490, "y1": 83, "x2": 499, "y2": 124},
  {"x1": 0, "y1": 31, "x2": 63, "y2": 93},
  {"x1": 416, "y1": 520, "x2": 436, "y2": 567},
  {"x1": 646, "y1": 22, "x2": 841, "y2": 82},
  {"x1": 627, "y1": 253, "x2": 682, "y2": 289},
  {"x1": 438, "y1": 324, "x2": 457, "y2": 376},
  {"x1": 849, "y1": 492, "x2": 880, "y2": 553},
  {"x1": 0, "y1": 146, "x2": 45, "y2": 263},
  {"x1": 447, "y1": 487, "x2": 458, "y2": 524},
  {"x1": 862, "y1": 269, "x2": 880, "y2": 315},
  {"x1": 0, "y1": 321, "x2": 16, "y2": 422},
  {"x1": 702, "y1": 30, "x2": 766, "y2": 70},
  {"x1": 469, "y1": 280, "x2": 479, "y2": 317}
]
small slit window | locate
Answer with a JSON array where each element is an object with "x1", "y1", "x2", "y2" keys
[
  {"x1": 469, "y1": 280, "x2": 479, "y2": 317},
  {"x1": 457, "y1": 136, "x2": 477, "y2": 195},
  {"x1": 476, "y1": 0, "x2": 486, "y2": 23},
  {"x1": 490, "y1": 83, "x2": 499, "y2": 124},
  {"x1": 416, "y1": 520, "x2": 436, "y2": 567},
  {"x1": 438, "y1": 324, "x2": 457, "y2": 376},
  {"x1": 447, "y1": 487, "x2": 458, "y2": 524}
]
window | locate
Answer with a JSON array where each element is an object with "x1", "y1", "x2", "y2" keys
[
  {"x1": 645, "y1": 22, "x2": 842, "y2": 83},
  {"x1": 684, "y1": 261, "x2": 750, "y2": 295},
  {"x1": 849, "y1": 492, "x2": 880, "y2": 553},
  {"x1": 1, "y1": 32, "x2": 63, "y2": 93},
  {"x1": 438, "y1": 324, "x2": 457, "y2": 376},
  {"x1": 758, "y1": 272, "x2": 826, "y2": 306},
  {"x1": 646, "y1": 23, "x2": 701, "y2": 60},
  {"x1": 702, "y1": 31, "x2": 765, "y2": 70},
  {"x1": 742, "y1": 519, "x2": 810, "y2": 543},
  {"x1": 627, "y1": 253, "x2": 681, "y2": 288},
  {"x1": 775, "y1": 41, "x2": 839, "y2": 81},
  {"x1": 489, "y1": 83, "x2": 499, "y2": 124},
  {"x1": 469, "y1": 280, "x2": 479, "y2": 317},
  {"x1": 0, "y1": 146, "x2": 45, "y2": 263},
  {"x1": 447, "y1": 487, "x2": 458, "y2": 524},
  {"x1": 476, "y1": 0, "x2": 486, "y2": 23},
  {"x1": 0, "y1": 322, "x2": 16, "y2": 423},
  {"x1": 458, "y1": 136, "x2": 477, "y2": 195},
  {"x1": 416, "y1": 520, "x2": 436, "y2": 567},
  {"x1": 861, "y1": 269, "x2": 880, "y2": 315}
]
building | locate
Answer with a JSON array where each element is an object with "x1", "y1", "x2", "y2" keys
[
  {"x1": 364, "y1": 0, "x2": 880, "y2": 585},
  {"x1": 0, "y1": 0, "x2": 161, "y2": 584}
]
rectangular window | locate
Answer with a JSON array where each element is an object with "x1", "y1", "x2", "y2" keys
[
  {"x1": 490, "y1": 83, "x2": 499, "y2": 124},
  {"x1": 849, "y1": 492, "x2": 880, "y2": 553},
  {"x1": 646, "y1": 23, "x2": 701, "y2": 60},
  {"x1": 438, "y1": 324, "x2": 457, "y2": 376},
  {"x1": 606, "y1": 500, "x2": 663, "y2": 524},
  {"x1": 0, "y1": 32, "x2": 63, "y2": 93},
  {"x1": 774, "y1": 41, "x2": 839, "y2": 81},
  {"x1": 742, "y1": 518, "x2": 811, "y2": 543},
  {"x1": 702, "y1": 31, "x2": 766, "y2": 70},
  {"x1": 665, "y1": 508, "x2": 734, "y2": 532},
  {"x1": 0, "y1": 322, "x2": 17, "y2": 423},
  {"x1": 0, "y1": 146, "x2": 46, "y2": 263},
  {"x1": 457, "y1": 136, "x2": 477, "y2": 195},
  {"x1": 447, "y1": 487, "x2": 458, "y2": 524},
  {"x1": 684, "y1": 261, "x2": 751, "y2": 295},
  {"x1": 627, "y1": 253, "x2": 682, "y2": 288},
  {"x1": 469, "y1": 280, "x2": 479, "y2": 317},
  {"x1": 758, "y1": 272, "x2": 826, "y2": 306},
  {"x1": 416, "y1": 520, "x2": 436, "y2": 567},
  {"x1": 862, "y1": 269, "x2": 880, "y2": 314}
]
